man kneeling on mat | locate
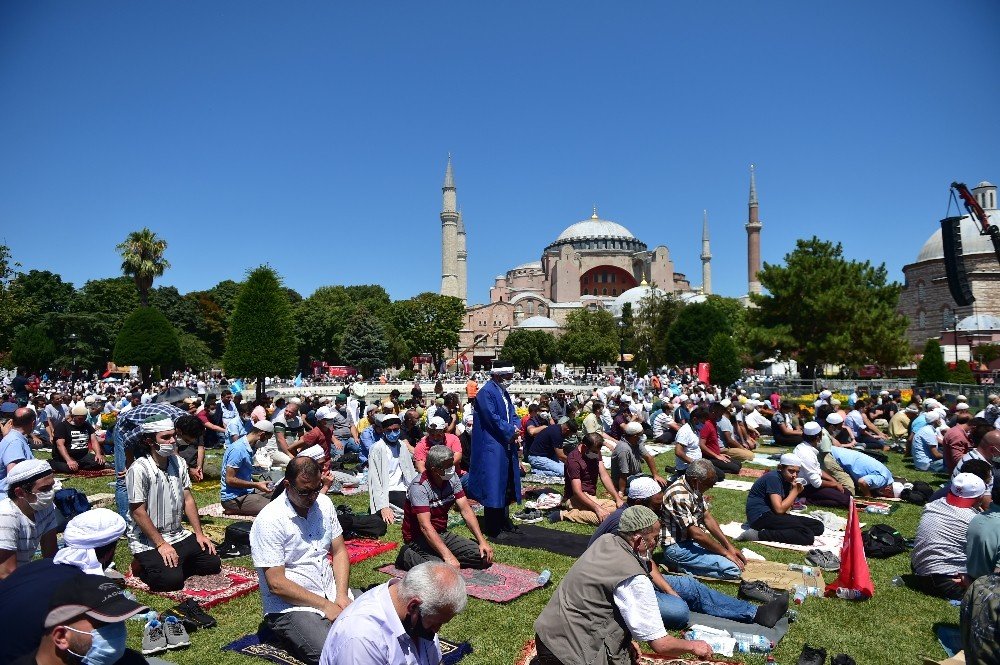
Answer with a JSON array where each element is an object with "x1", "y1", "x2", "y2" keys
[{"x1": 396, "y1": 445, "x2": 494, "y2": 571}]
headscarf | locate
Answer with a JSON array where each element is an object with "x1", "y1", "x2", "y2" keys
[{"x1": 52, "y1": 508, "x2": 126, "y2": 575}]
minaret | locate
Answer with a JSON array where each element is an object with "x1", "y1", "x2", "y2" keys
[
  {"x1": 440, "y1": 155, "x2": 460, "y2": 298},
  {"x1": 700, "y1": 210, "x2": 712, "y2": 295},
  {"x1": 456, "y1": 209, "x2": 467, "y2": 305},
  {"x1": 746, "y1": 164, "x2": 763, "y2": 295}
]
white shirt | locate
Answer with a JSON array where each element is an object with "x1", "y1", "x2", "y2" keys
[
  {"x1": 251, "y1": 492, "x2": 344, "y2": 615},
  {"x1": 613, "y1": 575, "x2": 667, "y2": 642},
  {"x1": 674, "y1": 423, "x2": 701, "y2": 470},
  {"x1": 793, "y1": 442, "x2": 823, "y2": 488},
  {"x1": 0, "y1": 499, "x2": 58, "y2": 565}
]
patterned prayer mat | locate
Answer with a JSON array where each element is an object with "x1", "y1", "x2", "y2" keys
[
  {"x1": 522, "y1": 473, "x2": 565, "y2": 485},
  {"x1": 379, "y1": 562, "x2": 542, "y2": 603},
  {"x1": 73, "y1": 468, "x2": 116, "y2": 478},
  {"x1": 737, "y1": 467, "x2": 765, "y2": 479},
  {"x1": 125, "y1": 564, "x2": 258, "y2": 609},
  {"x1": 198, "y1": 502, "x2": 256, "y2": 521},
  {"x1": 719, "y1": 521, "x2": 845, "y2": 555},
  {"x1": 344, "y1": 538, "x2": 398, "y2": 564},
  {"x1": 223, "y1": 632, "x2": 472, "y2": 665},
  {"x1": 515, "y1": 639, "x2": 741, "y2": 665},
  {"x1": 192, "y1": 480, "x2": 221, "y2": 492}
]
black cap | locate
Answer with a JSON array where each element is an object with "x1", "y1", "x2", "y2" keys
[{"x1": 45, "y1": 575, "x2": 148, "y2": 628}]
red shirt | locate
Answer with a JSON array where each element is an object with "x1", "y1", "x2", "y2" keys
[
  {"x1": 413, "y1": 434, "x2": 465, "y2": 475},
  {"x1": 401, "y1": 472, "x2": 465, "y2": 543},
  {"x1": 298, "y1": 426, "x2": 334, "y2": 463},
  {"x1": 699, "y1": 419, "x2": 721, "y2": 456},
  {"x1": 941, "y1": 426, "x2": 973, "y2": 472}
]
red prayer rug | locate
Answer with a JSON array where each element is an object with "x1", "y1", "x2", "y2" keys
[
  {"x1": 378, "y1": 562, "x2": 542, "y2": 603},
  {"x1": 515, "y1": 639, "x2": 741, "y2": 665},
  {"x1": 344, "y1": 538, "x2": 398, "y2": 564},
  {"x1": 74, "y1": 468, "x2": 116, "y2": 478},
  {"x1": 125, "y1": 564, "x2": 259, "y2": 609},
  {"x1": 738, "y1": 467, "x2": 765, "y2": 479}
]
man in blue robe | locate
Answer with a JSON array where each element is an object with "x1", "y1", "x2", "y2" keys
[{"x1": 470, "y1": 362, "x2": 522, "y2": 536}]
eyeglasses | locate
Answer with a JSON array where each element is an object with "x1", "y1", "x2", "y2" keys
[{"x1": 292, "y1": 485, "x2": 322, "y2": 498}]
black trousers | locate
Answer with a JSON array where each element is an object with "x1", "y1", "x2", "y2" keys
[
  {"x1": 751, "y1": 511, "x2": 825, "y2": 546},
  {"x1": 50, "y1": 452, "x2": 104, "y2": 474},
  {"x1": 912, "y1": 572, "x2": 967, "y2": 600},
  {"x1": 133, "y1": 533, "x2": 222, "y2": 592},
  {"x1": 709, "y1": 456, "x2": 741, "y2": 482},
  {"x1": 395, "y1": 531, "x2": 490, "y2": 571}
]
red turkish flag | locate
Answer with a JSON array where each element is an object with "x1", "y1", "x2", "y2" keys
[{"x1": 825, "y1": 498, "x2": 875, "y2": 599}]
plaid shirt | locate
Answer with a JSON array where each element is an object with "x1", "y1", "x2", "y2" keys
[
  {"x1": 659, "y1": 477, "x2": 708, "y2": 548},
  {"x1": 118, "y1": 402, "x2": 186, "y2": 454}
]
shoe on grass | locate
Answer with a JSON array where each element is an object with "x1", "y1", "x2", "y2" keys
[
  {"x1": 547, "y1": 510, "x2": 562, "y2": 523},
  {"x1": 805, "y1": 549, "x2": 840, "y2": 571},
  {"x1": 797, "y1": 644, "x2": 827, "y2": 665},
  {"x1": 142, "y1": 619, "x2": 168, "y2": 655},
  {"x1": 163, "y1": 615, "x2": 191, "y2": 649},
  {"x1": 738, "y1": 580, "x2": 788, "y2": 604},
  {"x1": 754, "y1": 594, "x2": 789, "y2": 628},
  {"x1": 832, "y1": 655, "x2": 857, "y2": 665},
  {"x1": 173, "y1": 599, "x2": 217, "y2": 629}
]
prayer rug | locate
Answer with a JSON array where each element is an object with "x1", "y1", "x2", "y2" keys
[
  {"x1": 125, "y1": 564, "x2": 258, "y2": 609},
  {"x1": 739, "y1": 560, "x2": 825, "y2": 592},
  {"x1": 515, "y1": 639, "x2": 741, "y2": 665},
  {"x1": 644, "y1": 444, "x2": 672, "y2": 456},
  {"x1": 73, "y1": 468, "x2": 116, "y2": 478},
  {"x1": 747, "y1": 454, "x2": 780, "y2": 468},
  {"x1": 198, "y1": 502, "x2": 256, "y2": 521},
  {"x1": 935, "y1": 623, "x2": 962, "y2": 658},
  {"x1": 344, "y1": 538, "x2": 398, "y2": 564},
  {"x1": 737, "y1": 467, "x2": 765, "y2": 479},
  {"x1": 86, "y1": 492, "x2": 117, "y2": 509},
  {"x1": 198, "y1": 521, "x2": 230, "y2": 546},
  {"x1": 522, "y1": 473, "x2": 565, "y2": 485},
  {"x1": 192, "y1": 480, "x2": 221, "y2": 492},
  {"x1": 482, "y1": 522, "x2": 591, "y2": 557},
  {"x1": 223, "y1": 632, "x2": 472, "y2": 665},
  {"x1": 378, "y1": 562, "x2": 542, "y2": 603},
  {"x1": 719, "y1": 521, "x2": 845, "y2": 555},
  {"x1": 713, "y1": 479, "x2": 754, "y2": 492}
]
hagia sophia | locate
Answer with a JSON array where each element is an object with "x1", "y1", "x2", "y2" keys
[{"x1": 438, "y1": 157, "x2": 765, "y2": 365}]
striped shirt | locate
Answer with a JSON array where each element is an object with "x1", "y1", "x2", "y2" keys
[
  {"x1": 659, "y1": 477, "x2": 708, "y2": 548},
  {"x1": 126, "y1": 455, "x2": 192, "y2": 554},
  {"x1": 0, "y1": 498, "x2": 58, "y2": 565},
  {"x1": 401, "y1": 472, "x2": 464, "y2": 543},
  {"x1": 911, "y1": 497, "x2": 980, "y2": 576}
]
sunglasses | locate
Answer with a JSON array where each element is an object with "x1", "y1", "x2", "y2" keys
[{"x1": 292, "y1": 485, "x2": 322, "y2": 498}]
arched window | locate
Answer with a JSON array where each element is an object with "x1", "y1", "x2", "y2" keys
[
  {"x1": 602, "y1": 288, "x2": 608, "y2": 296},
  {"x1": 527, "y1": 301, "x2": 535, "y2": 315},
  {"x1": 582, "y1": 288, "x2": 588, "y2": 295},
  {"x1": 942, "y1": 307, "x2": 955, "y2": 329},
  {"x1": 918, "y1": 310, "x2": 926, "y2": 329},
  {"x1": 612, "y1": 289, "x2": 618, "y2": 296}
]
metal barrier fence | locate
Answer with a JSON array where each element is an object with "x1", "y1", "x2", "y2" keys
[{"x1": 927, "y1": 383, "x2": 997, "y2": 413}]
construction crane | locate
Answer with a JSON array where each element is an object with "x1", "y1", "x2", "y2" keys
[
  {"x1": 940, "y1": 183, "x2": 1000, "y2": 306},
  {"x1": 951, "y1": 182, "x2": 1000, "y2": 263}
]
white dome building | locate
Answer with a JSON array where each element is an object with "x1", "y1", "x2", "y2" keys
[
  {"x1": 899, "y1": 180, "x2": 1000, "y2": 349},
  {"x1": 611, "y1": 282, "x2": 666, "y2": 318}
]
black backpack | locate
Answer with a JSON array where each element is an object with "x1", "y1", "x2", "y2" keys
[
  {"x1": 218, "y1": 522, "x2": 252, "y2": 559},
  {"x1": 862, "y1": 524, "x2": 907, "y2": 559},
  {"x1": 900, "y1": 480, "x2": 935, "y2": 506}
]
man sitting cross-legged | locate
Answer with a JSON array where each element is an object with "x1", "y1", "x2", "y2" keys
[
  {"x1": 220, "y1": 419, "x2": 276, "y2": 516},
  {"x1": 591, "y1": 476, "x2": 788, "y2": 630},
  {"x1": 127, "y1": 414, "x2": 221, "y2": 592},
  {"x1": 250, "y1": 457, "x2": 354, "y2": 665},
  {"x1": 658, "y1": 459, "x2": 747, "y2": 580},
  {"x1": 550, "y1": 433, "x2": 624, "y2": 526},
  {"x1": 396, "y1": 445, "x2": 493, "y2": 571}
]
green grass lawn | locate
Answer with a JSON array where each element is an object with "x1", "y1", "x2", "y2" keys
[{"x1": 59, "y1": 448, "x2": 959, "y2": 665}]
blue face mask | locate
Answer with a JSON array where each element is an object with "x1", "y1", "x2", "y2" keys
[
  {"x1": 385, "y1": 430, "x2": 401, "y2": 443},
  {"x1": 66, "y1": 622, "x2": 127, "y2": 665}
]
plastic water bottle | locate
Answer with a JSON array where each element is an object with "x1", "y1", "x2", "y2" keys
[
  {"x1": 865, "y1": 505, "x2": 891, "y2": 515},
  {"x1": 537, "y1": 569, "x2": 551, "y2": 586},
  {"x1": 793, "y1": 585, "x2": 808, "y2": 605},
  {"x1": 732, "y1": 632, "x2": 773, "y2": 653},
  {"x1": 788, "y1": 564, "x2": 815, "y2": 575},
  {"x1": 835, "y1": 587, "x2": 864, "y2": 600},
  {"x1": 891, "y1": 576, "x2": 905, "y2": 587}
]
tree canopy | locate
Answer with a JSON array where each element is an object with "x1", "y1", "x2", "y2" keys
[
  {"x1": 707, "y1": 333, "x2": 742, "y2": 388},
  {"x1": 916, "y1": 339, "x2": 947, "y2": 384},
  {"x1": 559, "y1": 308, "x2": 619, "y2": 368},
  {"x1": 11, "y1": 324, "x2": 57, "y2": 372},
  {"x1": 340, "y1": 305, "x2": 389, "y2": 377},
  {"x1": 633, "y1": 291, "x2": 685, "y2": 370},
  {"x1": 664, "y1": 301, "x2": 731, "y2": 366},
  {"x1": 116, "y1": 228, "x2": 170, "y2": 307},
  {"x1": 391, "y1": 292, "x2": 465, "y2": 370},
  {"x1": 500, "y1": 329, "x2": 558, "y2": 374},
  {"x1": 749, "y1": 237, "x2": 910, "y2": 377},
  {"x1": 113, "y1": 307, "x2": 182, "y2": 386}
]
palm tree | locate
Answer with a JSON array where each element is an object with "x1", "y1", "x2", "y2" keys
[{"x1": 116, "y1": 228, "x2": 170, "y2": 307}]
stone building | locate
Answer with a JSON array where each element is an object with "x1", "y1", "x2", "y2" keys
[{"x1": 898, "y1": 180, "x2": 1000, "y2": 353}]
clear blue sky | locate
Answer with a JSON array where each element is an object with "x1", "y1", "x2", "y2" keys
[{"x1": 2, "y1": 2, "x2": 998, "y2": 304}]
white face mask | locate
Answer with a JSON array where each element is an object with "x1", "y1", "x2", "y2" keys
[
  {"x1": 441, "y1": 467, "x2": 456, "y2": 480},
  {"x1": 155, "y1": 443, "x2": 176, "y2": 457},
  {"x1": 538, "y1": 411, "x2": 550, "y2": 420},
  {"x1": 29, "y1": 489, "x2": 55, "y2": 512}
]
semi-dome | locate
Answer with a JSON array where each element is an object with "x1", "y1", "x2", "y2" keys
[
  {"x1": 957, "y1": 314, "x2": 1000, "y2": 332},
  {"x1": 517, "y1": 315, "x2": 560, "y2": 329},
  {"x1": 612, "y1": 283, "x2": 665, "y2": 318},
  {"x1": 915, "y1": 210, "x2": 1000, "y2": 262}
]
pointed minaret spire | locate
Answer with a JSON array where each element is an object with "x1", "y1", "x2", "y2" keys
[
  {"x1": 592, "y1": 205, "x2": 599, "y2": 219},
  {"x1": 701, "y1": 209, "x2": 712, "y2": 295},
  {"x1": 746, "y1": 164, "x2": 762, "y2": 295},
  {"x1": 749, "y1": 163, "x2": 758, "y2": 208},
  {"x1": 440, "y1": 154, "x2": 459, "y2": 298},
  {"x1": 443, "y1": 153, "x2": 455, "y2": 190}
]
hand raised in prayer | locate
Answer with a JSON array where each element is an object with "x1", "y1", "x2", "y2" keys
[
  {"x1": 380, "y1": 507, "x2": 396, "y2": 525},
  {"x1": 158, "y1": 542, "x2": 179, "y2": 568},
  {"x1": 195, "y1": 533, "x2": 217, "y2": 556}
]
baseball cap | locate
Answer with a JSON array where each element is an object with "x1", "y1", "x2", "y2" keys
[
  {"x1": 0, "y1": 402, "x2": 17, "y2": 415},
  {"x1": 45, "y1": 575, "x2": 148, "y2": 628},
  {"x1": 428, "y1": 416, "x2": 447, "y2": 430},
  {"x1": 335, "y1": 393, "x2": 348, "y2": 404},
  {"x1": 947, "y1": 473, "x2": 986, "y2": 508},
  {"x1": 315, "y1": 406, "x2": 335, "y2": 420}
]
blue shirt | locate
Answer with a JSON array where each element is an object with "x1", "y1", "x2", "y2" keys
[
  {"x1": 909, "y1": 413, "x2": 927, "y2": 435},
  {"x1": 830, "y1": 447, "x2": 892, "y2": 481},
  {"x1": 528, "y1": 424, "x2": 564, "y2": 460},
  {"x1": 845, "y1": 410, "x2": 866, "y2": 438},
  {"x1": 359, "y1": 425, "x2": 379, "y2": 464},
  {"x1": 911, "y1": 424, "x2": 939, "y2": 470},
  {"x1": 0, "y1": 430, "x2": 33, "y2": 498},
  {"x1": 221, "y1": 438, "x2": 254, "y2": 502},
  {"x1": 746, "y1": 470, "x2": 788, "y2": 525},
  {"x1": 226, "y1": 417, "x2": 247, "y2": 443}
]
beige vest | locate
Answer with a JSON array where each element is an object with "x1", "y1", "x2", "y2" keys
[{"x1": 534, "y1": 533, "x2": 648, "y2": 665}]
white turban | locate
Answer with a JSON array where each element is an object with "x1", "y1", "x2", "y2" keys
[
  {"x1": 52, "y1": 508, "x2": 126, "y2": 576},
  {"x1": 141, "y1": 414, "x2": 174, "y2": 433}
]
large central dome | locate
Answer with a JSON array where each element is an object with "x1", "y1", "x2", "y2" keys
[
  {"x1": 915, "y1": 210, "x2": 1000, "y2": 262},
  {"x1": 556, "y1": 213, "x2": 636, "y2": 243}
]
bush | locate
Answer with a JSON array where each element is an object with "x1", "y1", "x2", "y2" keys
[
  {"x1": 113, "y1": 307, "x2": 182, "y2": 385},
  {"x1": 916, "y1": 339, "x2": 948, "y2": 384},
  {"x1": 10, "y1": 324, "x2": 56, "y2": 372},
  {"x1": 949, "y1": 359, "x2": 976, "y2": 384}
]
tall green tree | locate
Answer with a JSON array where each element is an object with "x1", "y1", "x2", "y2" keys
[
  {"x1": 340, "y1": 306, "x2": 389, "y2": 377},
  {"x1": 295, "y1": 285, "x2": 394, "y2": 364},
  {"x1": 10, "y1": 324, "x2": 57, "y2": 372},
  {"x1": 749, "y1": 237, "x2": 910, "y2": 377},
  {"x1": 916, "y1": 339, "x2": 948, "y2": 385},
  {"x1": 116, "y1": 228, "x2": 170, "y2": 307},
  {"x1": 559, "y1": 308, "x2": 619, "y2": 369},
  {"x1": 178, "y1": 332, "x2": 213, "y2": 371},
  {"x1": 633, "y1": 291, "x2": 685, "y2": 370},
  {"x1": 223, "y1": 266, "x2": 298, "y2": 399},
  {"x1": 149, "y1": 286, "x2": 204, "y2": 335},
  {"x1": 500, "y1": 329, "x2": 558, "y2": 374},
  {"x1": 949, "y1": 359, "x2": 976, "y2": 385},
  {"x1": 619, "y1": 303, "x2": 636, "y2": 355},
  {"x1": 113, "y1": 307, "x2": 182, "y2": 387},
  {"x1": 707, "y1": 333, "x2": 742, "y2": 388},
  {"x1": 664, "y1": 302, "x2": 731, "y2": 365},
  {"x1": 11, "y1": 270, "x2": 75, "y2": 319},
  {"x1": 0, "y1": 244, "x2": 28, "y2": 351},
  {"x1": 391, "y1": 293, "x2": 465, "y2": 371}
]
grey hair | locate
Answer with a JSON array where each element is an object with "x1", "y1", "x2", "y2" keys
[
  {"x1": 426, "y1": 445, "x2": 454, "y2": 470},
  {"x1": 684, "y1": 459, "x2": 716, "y2": 484},
  {"x1": 398, "y1": 561, "x2": 468, "y2": 617}
]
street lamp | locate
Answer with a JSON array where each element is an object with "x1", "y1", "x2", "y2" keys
[
  {"x1": 617, "y1": 319, "x2": 626, "y2": 376},
  {"x1": 68, "y1": 333, "x2": 79, "y2": 376}
]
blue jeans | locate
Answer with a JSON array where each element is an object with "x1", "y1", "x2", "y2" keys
[
  {"x1": 661, "y1": 541, "x2": 741, "y2": 580},
  {"x1": 333, "y1": 436, "x2": 361, "y2": 460},
  {"x1": 915, "y1": 458, "x2": 945, "y2": 473},
  {"x1": 528, "y1": 456, "x2": 565, "y2": 477},
  {"x1": 113, "y1": 426, "x2": 131, "y2": 524},
  {"x1": 655, "y1": 574, "x2": 757, "y2": 628}
]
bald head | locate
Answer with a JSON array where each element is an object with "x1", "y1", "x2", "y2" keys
[
  {"x1": 981, "y1": 430, "x2": 1000, "y2": 458},
  {"x1": 12, "y1": 408, "x2": 36, "y2": 430}
]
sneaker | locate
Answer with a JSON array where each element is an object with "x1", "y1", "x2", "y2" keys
[
  {"x1": 173, "y1": 599, "x2": 217, "y2": 629},
  {"x1": 163, "y1": 615, "x2": 191, "y2": 649},
  {"x1": 142, "y1": 619, "x2": 168, "y2": 655},
  {"x1": 735, "y1": 528, "x2": 760, "y2": 542},
  {"x1": 738, "y1": 580, "x2": 788, "y2": 604},
  {"x1": 161, "y1": 610, "x2": 199, "y2": 634},
  {"x1": 797, "y1": 644, "x2": 827, "y2": 665},
  {"x1": 805, "y1": 549, "x2": 841, "y2": 571},
  {"x1": 547, "y1": 510, "x2": 562, "y2": 523},
  {"x1": 832, "y1": 655, "x2": 857, "y2": 665},
  {"x1": 513, "y1": 509, "x2": 543, "y2": 523}
]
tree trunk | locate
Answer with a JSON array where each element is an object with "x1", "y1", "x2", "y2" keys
[{"x1": 255, "y1": 375, "x2": 264, "y2": 402}]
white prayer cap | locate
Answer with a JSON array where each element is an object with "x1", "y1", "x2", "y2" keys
[
  {"x1": 803, "y1": 422, "x2": 822, "y2": 436},
  {"x1": 623, "y1": 422, "x2": 644, "y2": 436},
  {"x1": 141, "y1": 414, "x2": 174, "y2": 433},
  {"x1": 891, "y1": 482, "x2": 905, "y2": 498},
  {"x1": 288, "y1": 397, "x2": 302, "y2": 405},
  {"x1": 8, "y1": 459, "x2": 53, "y2": 487},
  {"x1": 296, "y1": 444, "x2": 326, "y2": 461},
  {"x1": 779, "y1": 453, "x2": 801, "y2": 467},
  {"x1": 490, "y1": 362, "x2": 514, "y2": 375},
  {"x1": 53, "y1": 508, "x2": 126, "y2": 575},
  {"x1": 924, "y1": 399, "x2": 940, "y2": 410},
  {"x1": 826, "y1": 413, "x2": 844, "y2": 425},
  {"x1": 315, "y1": 406, "x2": 335, "y2": 420},
  {"x1": 957, "y1": 395, "x2": 968, "y2": 402},
  {"x1": 253, "y1": 420, "x2": 274, "y2": 433},
  {"x1": 627, "y1": 476, "x2": 662, "y2": 500},
  {"x1": 750, "y1": 393, "x2": 761, "y2": 400},
  {"x1": 819, "y1": 390, "x2": 832, "y2": 399},
  {"x1": 956, "y1": 403, "x2": 970, "y2": 411},
  {"x1": 743, "y1": 401, "x2": 756, "y2": 411},
  {"x1": 464, "y1": 413, "x2": 474, "y2": 425},
  {"x1": 925, "y1": 410, "x2": 941, "y2": 424},
  {"x1": 720, "y1": 398, "x2": 732, "y2": 408}
]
